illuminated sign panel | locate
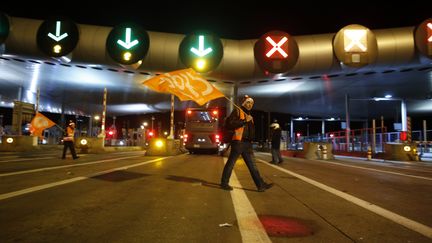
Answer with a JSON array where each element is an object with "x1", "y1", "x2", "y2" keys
[
  {"x1": 415, "y1": 18, "x2": 432, "y2": 57},
  {"x1": 179, "y1": 33, "x2": 223, "y2": 73},
  {"x1": 36, "y1": 18, "x2": 79, "y2": 57},
  {"x1": 265, "y1": 36, "x2": 288, "y2": 58},
  {"x1": 106, "y1": 23, "x2": 149, "y2": 65},
  {"x1": 333, "y1": 24, "x2": 377, "y2": 67},
  {"x1": 0, "y1": 12, "x2": 10, "y2": 44},
  {"x1": 343, "y1": 29, "x2": 367, "y2": 52},
  {"x1": 254, "y1": 30, "x2": 298, "y2": 74}
]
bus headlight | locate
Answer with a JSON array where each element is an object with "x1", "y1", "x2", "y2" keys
[
  {"x1": 80, "y1": 139, "x2": 88, "y2": 146},
  {"x1": 6, "y1": 137, "x2": 14, "y2": 144}
]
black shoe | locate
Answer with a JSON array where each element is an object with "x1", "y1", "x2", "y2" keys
[
  {"x1": 73, "y1": 156, "x2": 80, "y2": 160},
  {"x1": 257, "y1": 182, "x2": 273, "y2": 192},
  {"x1": 264, "y1": 182, "x2": 274, "y2": 189},
  {"x1": 220, "y1": 184, "x2": 233, "y2": 191}
]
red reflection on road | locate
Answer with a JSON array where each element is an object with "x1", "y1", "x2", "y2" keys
[{"x1": 259, "y1": 215, "x2": 313, "y2": 237}]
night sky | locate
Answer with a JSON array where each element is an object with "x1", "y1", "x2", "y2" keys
[{"x1": 2, "y1": 3, "x2": 431, "y2": 39}]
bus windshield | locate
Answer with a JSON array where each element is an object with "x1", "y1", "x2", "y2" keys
[{"x1": 186, "y1": 110, "x2": 218, "y2": 123}]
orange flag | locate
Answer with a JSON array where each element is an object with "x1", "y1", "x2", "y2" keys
[
  {"x1": 30, "y1": 112, "x2": 56, "y2": 139},
  {"x1": 142, "y1": 68, "x2": 225, "y2": 106}
]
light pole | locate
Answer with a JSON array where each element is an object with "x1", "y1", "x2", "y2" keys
[
  {"x1": 151, "y1": 116, "x2": 155, "y2": 131},
  {"x1": 94, "y1": 115, "x2": 100, "y2": 137},
  {"x1": 141, "y1": 122, "x2": 148, "y2": 143}
]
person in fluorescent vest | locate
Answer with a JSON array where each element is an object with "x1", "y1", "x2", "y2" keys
[
  {"x1": 62, "y1": 121, "x2": 79, "y2": 160},
  {"x1": 220, "y1": 95, "x2": 273, "y2": 192}
]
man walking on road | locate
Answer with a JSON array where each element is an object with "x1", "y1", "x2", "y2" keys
[{"x1": 220, "y1": 95, "x2": 273, "y2": 192}]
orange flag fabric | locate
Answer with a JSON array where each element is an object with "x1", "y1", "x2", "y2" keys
[
  {"x1": 142, "y1": 68, "x2": 225, "y2": 106},
  {"x1": 30, "y1": 112, "x2": 56, "y2": 139}
]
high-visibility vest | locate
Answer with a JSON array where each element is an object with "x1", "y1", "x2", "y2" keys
[
  {"x1": 66, "y1": 127, "x2": 75, "y2": 141},
  {"x1": 232, "y1": 110, "x2": 245, "y2": 141}
]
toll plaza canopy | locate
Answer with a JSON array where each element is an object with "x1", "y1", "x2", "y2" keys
[{"x1": 0, "y1": 12, "x2": 431, "y2": 119}]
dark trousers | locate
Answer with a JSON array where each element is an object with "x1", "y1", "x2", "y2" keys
[
  {"x1": 221, "y1": 141, "x2": 264, "y2": 189},
  {"x1": 62, "y1": 141, "x2": 77, "y2": 159},
  {"x1": 271, "y1": 147, "x2": 283, "y2": 164}
]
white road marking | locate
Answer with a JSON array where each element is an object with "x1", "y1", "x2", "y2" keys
[
  {"x1": 314, "y1": 159, "x2": 432, "y2": 181},
  {"x1": 223, "y1": 158, "x2": 271, "y2": 243},
  {"x1": 257, "y1": 158, "x2": 432, "y2": 239},
  {"x1": 0, "y1": 157, "x2": 169, "y2": 201},
  {"x1": 0, "y1": 155, "x2": 142, "y2": 177},
  {"x1": 0, "y1": 156, "x2": 56, "y2": 163}
]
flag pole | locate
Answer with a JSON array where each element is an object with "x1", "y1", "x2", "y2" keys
[{"x1": 223, "y1": 96, "x2": 244, "y2": 113}]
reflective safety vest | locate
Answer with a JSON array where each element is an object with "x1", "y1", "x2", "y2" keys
[
  {"x1": 232, "y1": 109, "x2": 245, "y2": 141},
  {"x1": 64, "y1": 127, "x2": 75, "y2": 141}
]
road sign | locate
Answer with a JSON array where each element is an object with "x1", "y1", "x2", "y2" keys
[
  {"x1": 179, "y1": 33, "x2": 223, "y2": 73},
  {"x1": 36, "y1": 17, "x2": 79, "y2": 57},
  {"x1": 106, "y1": 23, "x2": 149, "y2": 65},
  {"x1": 333, "y1": 24, "x2": 377, "y2": 67},
  {"x1": 414, "y1": 18, "x2": 432, "y2": 58},
  {"x1": 254, "y1": 30, "x2": 299, "y2": 73},
  {"x1": 0, "y1": 12, "x2": 9, "y2": 44}
]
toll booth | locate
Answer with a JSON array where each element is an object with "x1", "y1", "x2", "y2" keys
[
  {"x1": 303, "y1": 142, "x2": 334, "y2": 160},
  {"x1": 384, "y1": 143, "x2": 419, "y2": 161},
  {"x1": 75, "y1": 137, "x2": 105, "y2": 153},
  {"x1": 146, "y1": 138, "x2": 183, "y2": 156},
  {"x1": 12, "y1": 101, "x2": 34, "y2": 135},
  {"x1": 0, "y1": 135, "x2": 38, "y2": 151}
]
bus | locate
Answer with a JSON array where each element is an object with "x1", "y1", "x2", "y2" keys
[{"x1": 183, "y1": 107, "x2": 221, "y2": 154}]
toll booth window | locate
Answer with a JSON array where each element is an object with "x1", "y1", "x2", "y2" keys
[{"x1": 187, "y1": 111, "x2": 215, "y2": 123}]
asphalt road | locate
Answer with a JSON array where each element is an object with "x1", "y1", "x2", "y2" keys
[{"x1": 0, "y1": 149, "x2": 431, "y2": 242}]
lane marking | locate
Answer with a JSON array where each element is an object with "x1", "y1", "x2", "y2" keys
[
  {"x1": 312, "y1": 159, "x2": 432, "y2": 181},
  {"x1": 0, "y1": 155, "x2": 142, "y2": 177},
  {"x1": 0, "y1": 157, "x2": 169, "y2": 201},
  {"x1": 257, "y1": 158, "x2": 432, "y2": 239},
  {"x1": 0, "y1": 157, "x2": 56, "y2": 163},
  {"x1": 256, "y1": 152, "x2": 432, "y2": 181},
  {"x1": 223, "y1": 158, "x2": 271, "y2": 243}
]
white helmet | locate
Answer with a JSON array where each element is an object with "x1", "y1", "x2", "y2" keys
[{"x1": 270, "y1": 123, "x2": 280, "y2": 129}]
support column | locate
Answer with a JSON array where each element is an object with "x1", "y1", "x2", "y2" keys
[
  {"x1": 99, "y1": 88, "x2": 107, "y2": 138},
  {"x1": 345, "y1": 94, "x2": 350, "y2": 152},
  {"x1": 401, "y1": 100, "x2": 407, "y2": 132},
  {"x1": 321, "y1": 119, "x2": 325, "y2": 140},
  {"x1": 372, "y1": 119, "x2": 376, "y2": 153},
  {"x1": 290, "y1": 118, "x2": 294, "y2": 146},
  {"x1": 168, "y1": 94, "x2": 174, "y2": 139}
]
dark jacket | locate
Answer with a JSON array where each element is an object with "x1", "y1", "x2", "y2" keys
[
  {"x1": 271, "y1": 128, "x2": 281, "y2": 148},
  {"x1": 227, "y1": 106, "x2": 255, "y2": 141}
]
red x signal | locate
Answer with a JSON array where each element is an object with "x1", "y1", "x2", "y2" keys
[{"x1": 265, "y1": 36, "x2": 288, "y2": 59}]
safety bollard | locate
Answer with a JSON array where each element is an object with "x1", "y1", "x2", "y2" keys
[
  {"x1": 322, "y1": 146, "x2": 328, "y2": 160},
  {"x1": 367, "y1": 146, "x2": 372, "y2": 160},
  {"x1": 413, "y1": 148, "x2": 420, "y2": 161}
]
